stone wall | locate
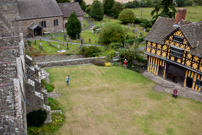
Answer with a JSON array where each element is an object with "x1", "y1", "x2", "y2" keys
[
  {"x1": 36, "y1": 56, "x2": 106, "y2": 68},
  {"x1": 34, "y1": 54, "x2": 84, "y2": 62},
  {"x1": 17, "y1": 16, "x2": 64, "y2": 37}
]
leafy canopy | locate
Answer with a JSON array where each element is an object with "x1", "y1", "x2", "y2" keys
[
  {"x1": 151, "y1": 0, "x2": 176, "y2": 21},
  {"x1": 99, "y1": 24, "x2": 125, "y2": 44},
  {"x1": 66, "y1": 11, "x2": 81, "y2": 39},
  {"x1": 103, "y1": 0, "x2": 115, "y2": 16},
  {"x1": 118, "y1": 9, "x2": 135, "y2": 24},
  {"x1": 56, "y1": 0, "x2": 70, "y2": 3},
  {"x1": 90, "y1": 0, "x2": 104, "y2": 21},
  {"x1": 111, "y1": 2, "x2": 125, "y2": 19}
]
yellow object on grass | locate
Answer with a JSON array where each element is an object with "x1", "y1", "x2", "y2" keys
[{"x1": 105, "y1": 62, "x2": 112, "y2": 67}]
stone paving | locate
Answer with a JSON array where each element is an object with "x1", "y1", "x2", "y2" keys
[{"x1": 142, "y1": 71, "x2": 202, "y2": 103}]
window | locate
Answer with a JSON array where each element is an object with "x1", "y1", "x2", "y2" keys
[
  {"x1": 41, "y1": 21, "x2": 46, "y2": 28},
  {"x1": 173, "y1": 35, "x2": 183, "y2": 43},
  {"x1": 196, "y1": 79, "x2": 202, "y2": 87},
  {"x1": 170, "y1": 46, "x2": 184, "y2": 58},
  {"x1": 54, "y1": 19, "x2": 58, "y2": 26}
]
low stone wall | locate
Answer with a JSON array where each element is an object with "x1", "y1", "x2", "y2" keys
[
  {"x1": 34, "y1": 55, "x2": 84, "y2": 62},
  {"x1": 36, "y1": 57, "x2": 106, "y2": 68}
]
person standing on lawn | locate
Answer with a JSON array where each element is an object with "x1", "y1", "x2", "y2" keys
[
  {"x1": 123, "y1": 59, "x2": 127, "y2": 68},
  {"x1": 66, "y1": 75, "x2": 70, "y2": 86}
]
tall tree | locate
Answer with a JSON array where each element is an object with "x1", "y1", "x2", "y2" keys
[
  {"x1": 151, "y1": 0, "x2": 176, "y2": 21},
  {"x1": 74, "y1": 0, "x2": 83, "y2": 5},
  {"x1": 66, "y1": 12, "x2": 81, "y2": 39},
  {"x1": 90, "y1": 0, "x2": 104, "y2": 21},
  {"x1": 103, "y1": 0, "x2": 115, "y2": 16},
  {"x1": 111, "y1": 2, "x2": 125, "y2": 19}
]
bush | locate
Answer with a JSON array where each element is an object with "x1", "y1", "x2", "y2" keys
[
  {"x1": 125, "y1": 39, "x2": 135, "y2": 45},
  {"x1": 103, "y1": 0, "x2": 115, "y2": 16},
  {"x1": 27, "y1": 109, "x2": 47, "y2": 127},
  {"x1": 108, "y1": 42, "x2": 123, "y2": 50},
  {"x1": 118, "y1": 9, "x2": 135, "y2": 24},
  {"x1": 93, "y1": 59, "x2": 105, "y2": 66},
  {"x1": 27, "y1": 40, "x2": 32, "y2": 46},
  {"x1": 81, "y1": 46, "x2": 101, "y2": 57},
  {"x1": 48, "y1": 97, "x2": 62, "y2": 110},
  {"x1": 105, "y1": 62, "x2": 112, "y2": 67},
  {"x1": 134, "y1": 18, "x2": 148, "y2": 24},
  {"x1": 111, "y1": 2, "x2": 125, "y2": 18},
  {"x1": 85, "y1": 6, "x2": 91, "y2": 14},
  {"x1": 45, "y1": 83, "x2": 54, "y2": 92},
  {"x1": 90, "y1": 0, "x2": 104, "y2": 21},
  {"x1": 113, "y1": 62, "x2": 119, "y2": 66},
  {"x1": 99, "y1": 24, "x2": 125, "y2": 44},
  {"x1": 101, "y1": 49, "x2": 115, "y2": 60},
  {"x1": 41, "y1": 79, "x2": 46, "y2": 88},
  {"x1": 146, "y1": 27, "x2": 151, "y2": 32},
  {"x1": 140, "y1": 20, "x2": 152, "y2": 28},
  {"x1": 81, "y1": 1, "x2": 86, "y2": 11}
]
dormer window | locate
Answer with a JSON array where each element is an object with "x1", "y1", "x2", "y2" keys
[{"x1": 173, "y1": 35, "x2": 183, "y2": 43}]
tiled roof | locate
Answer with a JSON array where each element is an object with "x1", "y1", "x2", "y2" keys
[
  {"x1": 145, "y1": 17, "x2": 202, "y2": 56},
  {"x1": 58, "y1": 2, "x2": 84, "y2": 18},
  {"x1": 17, "y1": 0, "x2": 63, "y2": 20}
]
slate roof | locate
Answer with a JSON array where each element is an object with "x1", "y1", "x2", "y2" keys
[
  {"x1": 145, "y1": 16, "x2": 202, "y2": 56},
  {"x1": 17, "y1": 0, "x2": 63, "y2": 20},
  {"x1": 58, "y1": 2, "x2": 84, "y2": 18},
  {"x1": 28, "y1": 22, "x2": 42, "y2": 30}
]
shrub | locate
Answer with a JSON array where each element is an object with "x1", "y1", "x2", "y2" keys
[
  {"x1": 105, "y1": 62, "x2": 112, "y2": 67},
  {"x1": 134, "y1": 18, "x2": 148, "y2": 24},
  {"x1": 99, "y1": 24, "x2": 125, "y2": 44},
  {"x1": 82, "y1": 46, "x2": 101, "y2": 57},
  {"x1": 125, "y1": 39, "x2": 135, "y2": 45},
  {"x1": 41, "y1": 79, "x2": 46, "y2": 88},
  {"x1": 111, "y1": 2, "x2": 125, "y2": 18},
  {"x1": 85, "y1": 6, "x2": 91, "y2": 14},
  {"x1": 66, "y1": 11, "x2": 82, "y2": 39},
  {"x1": 81, "y1": 1, "x2": 86, "y2": 11},
  {"x1": 146, "y1": 27, "x2": 151, "y2": 32},
  {"x1": 27, "y1": 109, "x2": 47, "y2": 127},
  {"x1": 45, "y1": 83, "x2": 54, "y2": 92},
  {"x1": 27, "y1": 40, "x2": 32, "y2": 46},
  {"x1": 93, "y1": 59, "x2": 105, "y2": 66},
  {"x1": 48, "y1": 97, "x2": 61, "y2": 110},
  {"x1": 101, "y1": 49, "x2": 115, "y2": 60},
  {"x1": 118, "y1": 9, "x2": 135, "y2": 24},
  {"x1": 113, "y1": 62, "x2": 119, "y2": 66},
  {"x1": 140, "y1": 20, "x2": 152, "y2": 28},
  {"x1": 125, "y1": 1, "x2": 140, "y2": 8},
  {"x1": 90, "y1": 0, "x2": 104, "y2": 21},
  {"x1": 108, "y1": 42, "x2": 123, "y2": 50}
]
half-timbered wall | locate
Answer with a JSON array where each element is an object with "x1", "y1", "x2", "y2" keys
[{"x1": 146, "y1": 29, "x2": 202, "y2": 92}]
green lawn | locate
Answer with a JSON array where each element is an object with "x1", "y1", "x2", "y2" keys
[
  {"x1": 131, "y1": 6, "x2": 202, "y2": 22},
  {"x1": 83, "y1": 18, "x2": 89, "y2": 30},
  {"x1": 46, "y1": 65, "x2": 202, "y2": 135},
  {"x1": 29, "y1": 40, "x2": 80, "y2": 55}
]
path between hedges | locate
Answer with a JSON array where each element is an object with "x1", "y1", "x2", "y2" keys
[{"x1": 142, "y1": 71, "x2": 202, "y2": 103}]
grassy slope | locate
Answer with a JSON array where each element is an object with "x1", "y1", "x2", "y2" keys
[
  {"x1": 131, "y1": 6, "x2": 202, "y2": 22},
  {"x1": 46, "y1": 65, "x2": 202, "y2": 135}
]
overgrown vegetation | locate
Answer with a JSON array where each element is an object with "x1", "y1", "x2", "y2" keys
[
  {"x1": 111, "y1": 2, "x2": 125, "y2": 18},
  {"x1": 41, "y1": 79, "x2": 55, "y2": 92},
  {"x1": 27, "y1": 98, "x2": 65, "y2": 135},
  {"x1": 90, "y1": 0, "x2": 104, "y2": 21},
  {"x1": 27, "y1": 109, "x2": 47, "y2": 127},
  {"x1": 103, "y1": 0, "x2": 115, "y2": 16},
  {"x1": 80, "y1": 46, "x2": 101, "y2": 57}
]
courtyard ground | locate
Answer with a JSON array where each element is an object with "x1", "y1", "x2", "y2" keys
[{"x1": 46, "y1": 65, "x2": 202, "y2": 135}]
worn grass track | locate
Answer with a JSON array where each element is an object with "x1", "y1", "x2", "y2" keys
[{"x1": 46, "y1": 65, "x2": 202, "y2": 135}]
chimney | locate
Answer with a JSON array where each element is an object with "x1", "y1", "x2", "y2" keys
[{"x1": 175, "y1": 8, "x2": 187, "y2": 24}]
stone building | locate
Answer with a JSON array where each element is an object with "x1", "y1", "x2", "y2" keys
[
  {"x1": 58, "y1": 2, "x2": 84, "y2": 31},
  {"x1": 0, "y1": 1, "x2": 51, "y2": 134},
  {"x1": 145, "y1": 8, "x2": 202, "y2": 91}
]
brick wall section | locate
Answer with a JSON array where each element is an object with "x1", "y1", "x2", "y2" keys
[
  {"x1": 17, "y1": 16, "x2": 63, "y2": 36},
  {"x1": 175, "y1": 8, "x2": 187, "y2": 24}
]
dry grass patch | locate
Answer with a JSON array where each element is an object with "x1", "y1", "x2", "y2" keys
[{"x1": 46, "y1": 65, "x2": 202, "y2": 135}]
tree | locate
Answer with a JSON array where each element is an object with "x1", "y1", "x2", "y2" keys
[
  {"x1": 151, "y1": 0, "x2": 176, "y2": 21},
  {"x1": 103, "y1": 0, "x2": 115, "y2": 16},
  {"x1": 99, "y1": 24, "x2": 125, "y2": 44},
  {"x1": 66, "y1": 12, "x2": 81, "y2": 39},
  {"x1": 85, "y1": 6, "x2": 91, "y2": 14},
  {"x1": 74, "y1": 0, "x2": 83, "y2": 5},
  {"x1": 111, "y1": 2, "x2": 125, "y2": 18},
  {"x1": 118, "y1": 9, "x2": 135, "y2": 24},
  {"x1": 90, "y1": 0, "x2": 104, "y2": 21},
  {"x1": 81, "y1": 1, "x2": 86, "y2": 11},
  {"x1": 56, "y1": 0, "x2": 70, "y2": 3}
]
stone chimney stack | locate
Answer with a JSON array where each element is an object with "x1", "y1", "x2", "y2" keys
[{"x1": 175, "y1": 8, "x2": 187, "y2": 24}]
